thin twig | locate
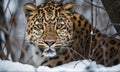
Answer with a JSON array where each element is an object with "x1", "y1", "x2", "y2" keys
[
  {"x1": 0, "y1": 25, "x2": 9, "y2": 35},
  {"x1": 84, "y1": 0, "x2": 105, "y2": 10},
  {"x1": 4, "y1": 0, "x2": 10, "y2": 13},
  {"x1": 94, "y1": 0, "x2": 99, "y2": 28},
  {"x1": 73, "y1": 60, "x2": 88, "y2": 68},
  {"x1": 89, "y1": 0, "x2": 93, "y2": 59}
]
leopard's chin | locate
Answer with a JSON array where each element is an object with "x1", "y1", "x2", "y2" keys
[{"x1": 42, "y1": 48, "x2": 56, "y2": 57}]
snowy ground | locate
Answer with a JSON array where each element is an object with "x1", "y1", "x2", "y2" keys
[{"x1": 0, "y1": 60, "x2": 120, "y2": 72}]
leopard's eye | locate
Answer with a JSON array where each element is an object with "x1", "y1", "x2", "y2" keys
[
  {"x1": 56, "y1": 24, "x2": 63, "y2": 29},
  {"x1": 38, "y1": 24, "x2": 44, "y2": 29}
]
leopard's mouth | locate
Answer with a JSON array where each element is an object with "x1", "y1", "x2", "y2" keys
[
  {"x1": 42, "y1": 47, "x2": 56, "y2": 57},
  {"x1": 38, "y1": 46, "x2": 57, "y2": 57}
]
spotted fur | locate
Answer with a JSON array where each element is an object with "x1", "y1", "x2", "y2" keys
[{"x1": 23, "y1": 1, "x2": 120, "y2": 67}]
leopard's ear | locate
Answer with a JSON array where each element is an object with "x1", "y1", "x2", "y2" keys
[
  {"x1": 63, "y1": 2, "x2": 76, "y2": 13},
  {"x1": 23, "y1": 3, "x2": 38, "y2": 19}
]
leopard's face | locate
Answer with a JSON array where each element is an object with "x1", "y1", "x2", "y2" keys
[{"x1": 23, "y1": 2, "x2": 76, "y2": 57}]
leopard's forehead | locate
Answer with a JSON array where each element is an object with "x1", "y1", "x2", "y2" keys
[
  {"x1": 37, "y1": 2, "x2": 63, "y2": 21},
  {"x1": 38, "y1": 2, "x2": 62, "y2": 8}
]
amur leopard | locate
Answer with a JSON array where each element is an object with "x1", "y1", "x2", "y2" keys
[{"x1": 23, "y1": 1, "x2": 120, "y2": 67}]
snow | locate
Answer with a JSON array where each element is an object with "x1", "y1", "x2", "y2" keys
[{"x1": 0, "y1": 60, "x2": 120, "y2": 72}]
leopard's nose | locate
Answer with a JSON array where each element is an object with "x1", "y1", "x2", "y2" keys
[{"x1": 44, "y1": 41, "x2": 55, "y2": 46}]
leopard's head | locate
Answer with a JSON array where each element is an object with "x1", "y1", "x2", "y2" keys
[{"x1": 23, "y1": 2, "x2": 76, "y2": 57}]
